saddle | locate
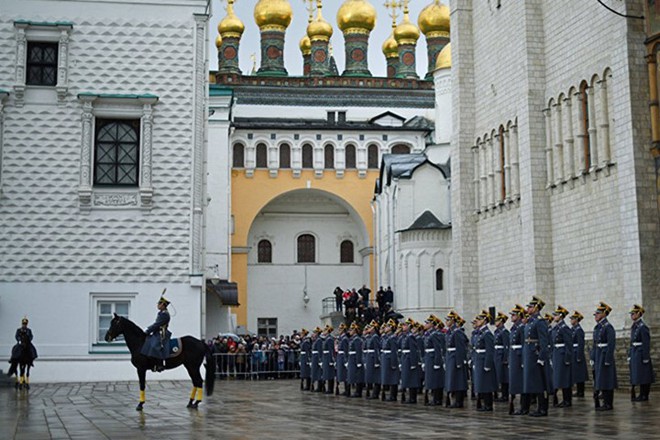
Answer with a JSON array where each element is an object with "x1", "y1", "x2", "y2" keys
[{"x1": 167, "y1": 338, "x2": 183, "y2": 359}]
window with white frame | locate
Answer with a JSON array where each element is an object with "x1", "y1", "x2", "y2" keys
[
  {"x1": 90, "y1": 293, "x2": 135, "y2": 353},
  {"x1": 77, "y1": 93, "x2": 158, "y2": 211},
  {"x1": 257, "y1": 318, "x2": 278, "y2": 339},
  {"x1": 13, "y1": 20, "x2": 73, "y2": 105}
]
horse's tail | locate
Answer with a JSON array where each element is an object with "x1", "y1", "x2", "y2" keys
[
  {"x1": 204, "y1": 344, "x2": 216, "y2": 396},
  {"x1": 7, "y1": 360, "x2": 17, "y2": 377}
]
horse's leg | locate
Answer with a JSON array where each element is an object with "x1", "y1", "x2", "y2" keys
[
  {"x1": 18, "y1": 364, "x2": 25, "y2": 390},
  {"x1": 136, "y1": 368, "x2": 147, "y2": 411},
  {"x1": 24, "y1": 365, "x2": 30, "y2": 390},
  {"x1": 185, "y1": 360, "x2": 204, "y2": 409}
]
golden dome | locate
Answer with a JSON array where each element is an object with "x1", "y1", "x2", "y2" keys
[
  {"x1": 394, "y1": 12, "x2": 420, "y2": 45},
  {"x1": 382, "y1": 32, "x2": 398, "y2": 58},
  {"x1": 337, "y1": 0, "x2": 376, "y2": 34},
  {"x1": 218, "y1": 1, "x2": 245, "y2": 38},
  {"x1": 435, "y1": 42, "x2": 451, "y2": 69},
  {"x1": 299, "y1": 34, "x2": 311, "y2": 55},
  {"x1": 418, "y1": 1, "x2": 450, "y2": 37},
  {"x1": 307, "y1": 4, "x2": 333, "y2": 42},
  {"x1": 254, "y1": 0, "x2": 293, "y2": 31},
  {"x1": 215, "y1": 34, "x2": 223, "y2": 48}
]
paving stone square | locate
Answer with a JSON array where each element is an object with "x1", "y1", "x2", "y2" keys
[{"x1": 1, "y1": 380, "x2": 659, "y2": 439}]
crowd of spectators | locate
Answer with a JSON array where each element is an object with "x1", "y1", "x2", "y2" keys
[
  {"x1": 208, "y1": 332, "x2": 302, "y2": 380},
  {"x1": 332, "y1": 285, "x2": 400, "y2": 327}
]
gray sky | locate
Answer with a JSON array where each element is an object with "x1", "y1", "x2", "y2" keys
[{"x1": 209, "y1": 0, "x2": 437, "y2": 78}]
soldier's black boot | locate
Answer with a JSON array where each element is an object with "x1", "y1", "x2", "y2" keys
[
  {"x1": 365, "y1": 384, "x2": 372, "y2": 399},
  {"x1": 631, "y1": 385, "x2": 637, "y2": 401},
  {"x1": 574, "y1": 382, "x2": 585, "y2": 397},
  {"x1": 300, "y1": 379, "x2": 304, "y2": 390},
  {"x1": 553, "y1": 390, "x2": 559, "y2": 407},
  {"x1": 456, "y1": 391, "x2": 465, "y2": 408},
  {"x1": 401, "y1": 389, "x2": 407, "y2": 403},
  {"x1": 514, "y1": 394, "x2": 529, "y2": 415},
  {"x1": 445, "y1": 392, "x2": 452, "y2": 407},
  {"x1": 476, "y1": 394, "x2": 482, "y2": 410},
  {"x1": 344, "y1": 384, "x2": 351, "y2": 397},
  {"x1": 388, "y1": 387, "x2": 398, "y2": 402},
  {"x1": 325, "y1": 380, "x2": 334, "y2": 394},
  {"x1": 597, "y1": 390, "x2": 613, "y2": 411},
  {"x1": 335, "y1": 381, "x2": 340, "y2": 396},
  {"x1": 424, "y1": 390, "x2": 429, "y2": 406},
  {"x1": 508, "y1": 395, "x2": 515, "y2": 415},
  {"x1": 316, "y1": 381, "x2": 324, "y2": 393},
  {"x1": 369, "y1": 383, "x2": 381, "y2": 400},
  {"x1": 482, "y1": 393, "x2": 493, "y2": 411},
  {"x1": 405, "y1": 388, "x2": 417, "y2": 404},
  {"x1": 642, "y1": 383, "x2": 651, "y2": 401},
  {"x1": 432, "y1": 389, "x2": 442, "y2": 406},
  {"x1": 559, "y1": 388, "x2": 572, "y2": 407},
  {"x1": 305, "y1": 378, "x2": 311, "y2": 391},
  {"x1": 351, "y1": 383, "x2": 363, "y2": 398},
  {"x1": 530, "y1": 393, "x2": 548, "y2": 417}
]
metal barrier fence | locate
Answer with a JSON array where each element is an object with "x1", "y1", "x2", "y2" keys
[{"x1": 213, "y1": 349, "x2": 301, "y2": 380}]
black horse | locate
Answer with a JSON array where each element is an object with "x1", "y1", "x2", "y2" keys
[
  {"x1": 7, "y1": 331, "x2": 36, "y2": 390},
  {"x1": 105, "y1": 314, "x2": 215, "y2": 411}
]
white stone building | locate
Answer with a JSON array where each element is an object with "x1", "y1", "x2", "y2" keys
[{"x1": 0, "y1": 0, "x2": 210, "y2": 381}]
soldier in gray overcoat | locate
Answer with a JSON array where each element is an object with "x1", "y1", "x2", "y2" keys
[
  {"x1": 380, "y1": 319, "x2": 400, "y2": 401},
  {"x1": 629, "y1": 304, "x2": 654, "y2": 402},
  {"x1": 347, "y1": 322, "x2": 365, "y2": 397},
  {"x1": 299, "y1": 328, "x2": 312, "y2": 391},
  {"x1": 445, "y1": 311, "x2": 468, "y2": 408},
  {"x1": 321, "y1": 325, "x2": 336, "y2": 395},
  {"x1": 335, "y1": 323, "x2": 349, "y2": 396},
  {"x1": 400, "y1": 318, "x2": 420, "y2": 404},
  {"x1": 592, "y1": 301, "x2": 617, "y2": 411},
  {"x1": 423, "y1": 314, "x2": 445, "y2": 406},
  {"x1": 550, "y1": 305, "x2": 573, "y2": 408},
  {"x1": 508, "y1": 305, "x2": 526, "y2": 415},
  {"x1": 569, "y1": 310, "x2": 588, "y2": 398},
  {"x1": 364, "y1": 320, "x2": 381, "y2": 400},
  {"x1": 493, "y1": 312, "x2": 510, "y2": 402},
  {"x1": 310, "y1": 327, "x2": 323, "y2": 392},
  {"x1": 472, "y1": 310, "x2": 497, "y2": 412},
  {"x1": 522, "y1": 295, "x2": 550, "y2": 417}
]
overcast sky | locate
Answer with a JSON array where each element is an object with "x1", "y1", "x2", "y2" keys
[{"x1": 209, "y1": 1, "x2": 438, "y2": 78}]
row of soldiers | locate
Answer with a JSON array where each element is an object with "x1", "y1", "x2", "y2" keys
[{"x1": 298, "y1": 296, "x2": 655, "y2": 416}]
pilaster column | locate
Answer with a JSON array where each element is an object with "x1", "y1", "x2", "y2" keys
[
  {"x1": 472, "y1": 144, "x2": 480, "y2": 212},
  {"x1": 13, "y1": 26, "x2": 27, "y2": 106},
  {"x1": 562, "y1": 94, "x2": 575, "y2": 180},
  {"x1": 597, "y1": 77, "x2": 611, "y2": 167},
  {"x1": 0, "y1": 92, "x2": 8, "y2": 197},
  {"x1": 493, "y1": 131, "x2": 503, "y2": 204},
  {"x1": 487, "y1": 136, "x2": 494, "y2": 209},
  {"x1": 586, "y1": 85, "x2": 599, "y2": 173},
  {"x1": 543, "y1": 107, "x2": 554, "y2": 187},
  {"x1": 553, "y1": 100, "x2": 564, "y2": 185},
  {"x1": 56, "y1": 27, "x2": 70, "y2": 103},
  {"x1": 140, "y1": 103, "x2": 154, "y2": 209},
  {"x1": 78, "y1": 97, "x2": 95, "y2": 210},
  {"x1": 574, "y1": 89, "x2": 588, "y2": 175},
  {"x1": 510, "y1": 124, "x2": 520, "y2": 199},
  {"x1": 503, "y1": 128, "x2": 511, "y2": 202},
  {"x1": 479, "y1": 139, "x2": 487, "y2": 211}
]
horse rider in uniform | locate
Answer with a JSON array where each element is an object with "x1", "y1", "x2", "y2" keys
[
  {"x1": 591, "y1": 301, "x2": 617, "y2": 411},
  {"x1": 8, "y1": 317, "x2": 38, "y2": 384},
  {"x1": 472, "y1": 310, "x2": 497, "y2": 412},
  {"x1": 570, "y1": 310, "x2": 588, "y2": 398},
  {"x1": 445, "y1": 311, "x2": 468, "y2": 408},
  {"x1": 299, "y1": 328, "x2": 312, "y2": 391},
  {"x1": 321, "y1": 325, "x2": 336, "y2": 395},
  {"x1": 347, "y1": 322, "x2": 365, "y2": 398},
  {"x1": 364, "y1": 320, "x2": 382, "y2": 400},
  {"x1": 311, "y1": 327, "x2": 323, "y2": 392},
  {"x1": 423, "y1": 314, "x2": 445, "y2": 406},
  {"x1": 508, "y1": 305, "x2": 526, "y2": 415},
  {"x1": 141, "y1": 295, "x2": 172, "y2": 372},
  {"x1": 629, "y1": 304, "x2": 655, "y2": 402},
  {"x1": 550, "y1": 305, "x2": 573, "y2": 408},
  {"x1": 523, "y1": 295, "x2": 551, "y2": 417},
  {"x1": 335, "y1": 323, "x2": 349, "y2": 396},
  {"x1": 380, "y1": 319, "x2": 400, "y2": 401},
  {"x1": 493, "y1": 312, "x2": 510, "y2": 402}
]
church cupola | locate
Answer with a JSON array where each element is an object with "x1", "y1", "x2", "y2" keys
[
  {"x1": 382, "y1": 0, "x2": 400, "y2": 79},
  {"x1": 419, "y1": 0, "x2": 449, "y2": 80},
  {"x1": 337, "y1": 0, "x2": 376, "y2": 77},
  {"x1": 254, "y1": 0, "x2": 293, "y2": 76},
  {"x1": 217, "y1": 0, "x2": 245, "y2": 75},
  {"x1": 307, "y1": 0, "x2": 334, "y2": 77},
  {"x1": 393, "y1": 0, "x2": 419, "y2": 79}
]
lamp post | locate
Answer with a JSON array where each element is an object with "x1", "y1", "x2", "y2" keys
[{"x1": 303, "y1": 264, "x2": 310, "y2": 306}]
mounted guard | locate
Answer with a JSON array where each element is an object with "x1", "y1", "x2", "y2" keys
[
  {"x1": 141, "y1": 294, "x2": 172, "y2": 372},
  {"x1": 8, "y1": 317, "x2": 38, "y2": 388}
]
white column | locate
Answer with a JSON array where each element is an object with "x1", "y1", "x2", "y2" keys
[
  {"x1": 139, "y1": 103, "x2": 154, "y2": 209},
  {"x1": 553, "y1": 100, "x2": 564, "y2": 185},
  {"x1": 562, "y1": 94, "x2": 575, "y2": 179},
  {"x1": 0, "y1": 93, "x2": 7, "y2": 196},
  {"x1": 472, "y1": 145, "x2": 480, "y2": 212},
  {"x1": 56, "y1": 28, "x2": 70, "y2": 103},
  {"x1": 510, "y1": 124, "x2": 520, "y2": 199},
  {"x1": 543, "y1": 107, "x2": 554, "y2": 187},
  {"x1": 597, "y1": 78, "x2": 611, "y2": 167},
  {"x1": 13, "y1": 26, "x2": 27, "y2": 105},
  {"x1": 487, "y1": 136, "x2": 494, "y2": 209},
  {"x1": 78, "y1": 97, "x2": 95, "y2": 209},
  {"x1": 479, "y1": 139, "x2": 487, "y2": 211},
  {"x1": 314, "y1": 144, "x2": 323, "y2": 178},
  {"x1": 268, "y1": 144, "x2": 278, "y2": 178},
  {"x1": 586, "y1": 85, "x2": 599, "y2": 172},
  {"x1": 503, "y1": 128, "x2": 511, "y2": 202}
]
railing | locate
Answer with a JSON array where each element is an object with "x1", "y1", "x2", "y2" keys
[
  {"x1": 213, "y1": 349, "x2": 301, "y2": 380},
  {"x1": 322, "y1": 296, "x2": 339, "y2": 315}
]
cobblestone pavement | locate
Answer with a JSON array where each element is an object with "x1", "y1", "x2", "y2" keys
[{"x1": 1, "y1": 379, "x2": 659, "y2": 439}]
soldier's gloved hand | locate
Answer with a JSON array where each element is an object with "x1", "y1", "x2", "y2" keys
[
  {"x1": 434, "y1": 365, "x2": 440, "y2": 370},
  {"x1": 589, "y1": 360, "x2": 594, "y2": 366},
  {"x1": 421, "y1": 364, "x2": 425, "y2": 371},
  {"x1": 604, "y1": 362, "x2": 610, "y2": 366},
  {"x1": 330, "y1": 363, "x2": 334, "y2": 367},
  {"x1": 565, "y1": 361, "x2": 570, "y2": 366},
  {"x1": 627, "y1": 357, "x2": 631, "y2": 362},
  {"x1": 537, "y1": 360, "x2": 544, "y2": 366},
  {"x1": 357, "y1": 364, "x2": 362, "y2": 368},
  {"x1": 643, "y1": 359, "x2": 650, "y2": 364},
  {"x1": 375, "y1": 364, "x2": 380, "y2": 368},
  {"x1": 484, "y1": 367, "x2": 491, "y2": 372},
  {"x1": 399, "y1": 364, "x2": 402, "y2": 369},
  {"x1": 344, "y1": 363, "x2": 348, "y2": 368},
  {"x1": 411, "y1": 366, "x2": 416, "y2": 369},
  {"x1": 318, "y1": 363, "x2": 322, "y2": 367}
]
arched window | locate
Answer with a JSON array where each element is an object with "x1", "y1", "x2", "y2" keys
[
  {"x1": 579, "y1": 81, "x2": 591, "y2": 171},
  {"x1": 340, "y1": 240, "x2": 354, "y2": 263},
  {"x1": 257, "y1": 239, "x2": 272, "y2": 263},
  {"x1": 279, "y1": 144, "x2": 291, "y2": 169},
  {"x1": 297, "y1": 234, "x2": 315, "y2": 263},
  {"x1": 345, "y1": 144, "x2": 356, "y2": 169},
  {"x1": 232, "y1": 143, "x2": 245, "y2": 168},
  {"x1": 302, "y1": 144, "x2": 313, "y2": 169},
  {"x1": 499, "y1": 126, "x2": 506, "y2": 201},
  {"x1": 391, "y1": 144, "x2": 411, "y2": 154},
  {"x1": 435, "y1": 268, "x2": 444, "y2": 291},
  {"x1": 324, "y1": 145, "x2": 334, "y2": 169},
  {"x1": 256, "y1": 143, "x2": 268, "y2": 168},
  {"x1": 367, "y1": 144, "x2": 379, "y2": 169}
]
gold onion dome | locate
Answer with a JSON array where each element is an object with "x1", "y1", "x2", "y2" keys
[
  {"x1": 299, "y1": 34, "x2": 311, "y2": 55},
  {"x1": 418, "y1": 1, "x2": 450, "y2": 37},
  {"x1": 435, "y1": 42, "x2": 451, "y2": 69},
  {"x1": 394, "y1": 13, "x2": 420, "y2": 44},
  {"x1": 382, "y1": 33, "x2": 398, "y2": 57},
  {"x1": 337, "y1": 0, "x2": 377, "y2": 34},
  {"x1": 218, "y1": 1, "x2": 245, "y2": 38},
  {"x1": 307, "y1": 5, "x2": 333, "y2": 41},
  {"x1": 254, "y1": 0, "x2": 293, "y2": 31}
]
